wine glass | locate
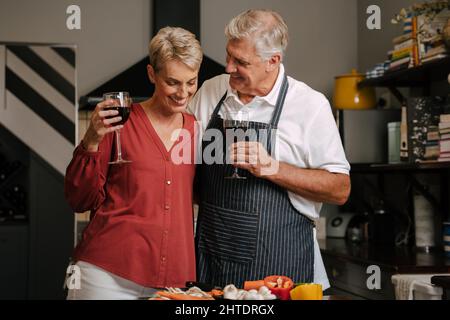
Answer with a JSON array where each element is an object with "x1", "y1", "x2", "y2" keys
[
  {"x1": 223, "y1": 110, "x2": 249, "y2": 179},
  {"x1": 103, "y1": 92, "x2": 132, "y2": 164}
]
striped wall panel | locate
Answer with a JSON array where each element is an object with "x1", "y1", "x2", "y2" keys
[
  {"x1": 0, "y1": 46, "x2": 4, "y2": 112},
  {"x1": 0, "y1": 44, "x2": 77, "y2": 176}
]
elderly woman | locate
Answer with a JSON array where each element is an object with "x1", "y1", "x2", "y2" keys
[{"x1": 64, "y1": 27, "x2": 202, "y2": 299}]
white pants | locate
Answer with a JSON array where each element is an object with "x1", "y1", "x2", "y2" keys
[{"x1": 66, "y1": 261, "x2": 157, "y2": 300}]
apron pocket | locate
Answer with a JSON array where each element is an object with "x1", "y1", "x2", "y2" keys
[{"x1": 198, "y1": 201, "x2": 259, "y2": 264}]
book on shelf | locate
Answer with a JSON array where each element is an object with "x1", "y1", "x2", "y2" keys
[
  {"x1": 427, "y1": 125, "x2": 439, "y2": 139},
  {"x1": 421, "y1": 53, "x2": 448, "y2": 64},
  {"x1": 427, "y1": 131, "x2": 440, "y2": 141},
  {"x1": 424, "y1": 145, "x2": 440, "y2": 159},
  {"x1": 389, "y1": 56, "x2": 411, "y2": 69},
  {"x1": 394, "y1": 38, "x2": 415, "y2": 51},
  {"x1": 404, "y1": 21, "x2": 412, "y2": 34},
  {"x1": 441, "y1": 133, "x2": 450, "y2": 140},
  {"x1": 437, "y1": 113, "x2": 450, "y2": 159},
  {"x1": 393, "y1": 32, "x2": 412, "y2": 45},
  {"x1": 387, "y1": 14, "x2": 450, "y2": 67},
  {"x1": 407, "y1": 97, "x2": 445, "y2": 162},
  {"x1": 391, "y1": 47, "x2": 413, "y2": 60},
  {"x1": 389, "y1": 17, "x2": 419, "y2": 67},
  {"x1": 440, "y1": 114, "x2": 450, "y2": 123},
  {"x1": 422, "y1": 45, "x2": 447, "y2": 59},
  {"x1": 417, "y1": 12, "x2": 450, "y2": 65},
  {"x1": 421, "y1": 33, "x2": 443, "y2": 44},
  {"x1": 439, "y1": 122, "x2": 450, "y2": 130},
  {"x1": 424, "y1": 126, "x2": 440, "y2": 160},
  {"x1": 392, "y1": 52, "x2": 412, "y2": 62},
  {"x1": 438, "y1": 152, "x2": 450, "y2": 162},
  {"x1": 440, "y1": 139, "x2": 450, "y2": 153},
  {"x1": 418, "y1": 159, "x2": 440, "y2": 163}
]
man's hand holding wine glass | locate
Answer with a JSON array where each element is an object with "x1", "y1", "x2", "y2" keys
[{"x1": 230, "y1": 141, "x2": 279, "y2": 177}]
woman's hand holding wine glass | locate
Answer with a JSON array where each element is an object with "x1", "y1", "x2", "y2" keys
[
  {"x1": 82, "y1": 99, "x2": 124, "y2": 152},
  {"x1": 82, "y1": 92, "x2": 132, "y2": 164}
]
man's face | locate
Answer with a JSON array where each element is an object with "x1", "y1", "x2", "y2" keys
[{"x1": 225, "y1": 38, "x2": 269, "y2": 96}]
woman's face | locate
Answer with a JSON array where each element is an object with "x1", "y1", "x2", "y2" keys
[{"x1": 148, "y1": 59, "x2": 199, "y2": 114}]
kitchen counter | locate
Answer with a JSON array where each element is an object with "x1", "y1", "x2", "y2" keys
[
  {"x1": 319, "y1": 238, "x2": 450, "y2": 273},
  {"x1": 319, "y1": 238, "x2": 450, "y2": 299}
]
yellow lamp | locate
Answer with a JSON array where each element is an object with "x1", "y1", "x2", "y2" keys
[{"x1": 333, "y1": 69, "x2": 376, "y2": 109}]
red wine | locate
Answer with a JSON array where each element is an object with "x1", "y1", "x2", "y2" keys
[
  {"x1": 223, "y1": 119, "x2": 248, "y2": 130},
  {"x1": 105, "y1": 106, "x2": 131, "y2": 125}
]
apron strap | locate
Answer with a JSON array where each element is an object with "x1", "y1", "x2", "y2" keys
[
  {"x1": 266, "y1": 74, "x2": 289, "y2": 154},
  {"x1": 269, "y1": 74, "x2": 289, "y2": 128},
  {"x1": 206, "y1": 92, "x2": 228, "y2": 129},
  {"x1": 206, "y1": 72, "x2": 289, "y2": 154}
]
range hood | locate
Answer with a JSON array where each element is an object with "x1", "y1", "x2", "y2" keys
[{"x1": 79, "y1": 0, "x2": 224, "y2": 110}]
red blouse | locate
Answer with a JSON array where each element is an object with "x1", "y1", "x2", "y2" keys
[{"x1": 64, "y1": 104, "x2": 196, "y2": 288}]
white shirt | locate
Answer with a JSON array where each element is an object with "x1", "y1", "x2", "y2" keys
[{"x1": 188, "y1": 64, "x2": 350, "y2": 290}]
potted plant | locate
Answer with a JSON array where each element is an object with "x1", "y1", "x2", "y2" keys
[
  {"x1": 391, "y1": 0, "x2": 449, "y2": 25},
  {"x1": 392, "y1": 1, "x2": 450, "y2": 49}
]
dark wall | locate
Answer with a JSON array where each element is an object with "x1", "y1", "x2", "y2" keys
[
  {"x1": 28, "y1": 151, "x2": 73, "y2": 299},
  {"x1": 153, "y1": 0, "x2": 200, "y2": 39},
  {"x1": 0, "y1": 124, "x2": 73, "y2": 299}
]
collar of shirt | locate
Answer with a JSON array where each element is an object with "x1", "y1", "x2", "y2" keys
[{"x1": 225, "y1": 64, "x2": 286, "y2": 108}]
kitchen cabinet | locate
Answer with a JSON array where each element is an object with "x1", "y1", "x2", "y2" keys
[
  {"x1": 0, "y1": 225, "x2": 28, "y2": 299},
  {"x1": 352, "y1": 57, "x2": 450, "y2": 241},
  {"x1": 0, "y1": 126, "x2": 74, "y2": 300},
  {"x1": 321, "y1": 238, "x2": 450, "y2": 300},
  {"x1": 322, "y1": 253, "x2": 395, "y2": 300}
]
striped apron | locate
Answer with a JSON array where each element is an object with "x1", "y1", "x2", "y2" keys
[{"x1": 195, "y1": 75, "x2": 314, "y2": 288}]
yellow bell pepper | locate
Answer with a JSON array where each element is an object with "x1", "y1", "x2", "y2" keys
[{"x1": 290, "y1": 283, "x2": 323, "y2": 300}]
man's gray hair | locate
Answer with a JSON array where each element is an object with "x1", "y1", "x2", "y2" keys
[{"x1": 225, "y1": 9, "x2": 289, "y2": 61}]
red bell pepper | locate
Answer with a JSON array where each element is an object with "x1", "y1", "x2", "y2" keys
[{"x1": 263, "y1": 275, "x2": 294, "y2": 300}]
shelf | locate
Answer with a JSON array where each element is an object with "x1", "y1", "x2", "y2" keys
[
  {"x1": 0, "y1": 161, "x2": 24, "y2": 190},
  {"x1": 0, "y1": 220, "x2": 28, "y2": 226},
  {"x1": 358, "y1": 56, "x2": 450, "y2": 89},
  {"x1": 350, "y1": 162, "x2": 450, "y2": 173}
]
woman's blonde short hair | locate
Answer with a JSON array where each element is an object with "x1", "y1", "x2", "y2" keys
[
  {"x1": 225, "y1": 9, "x2": 288, "y2": 61},
  {"x1": 149, "y1": 26, "x2": 203, "y2": 72}
]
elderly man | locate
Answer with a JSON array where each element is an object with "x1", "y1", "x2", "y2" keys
[{"x1": 189, "y1": 9, "x2": 350, "y2": 289}]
